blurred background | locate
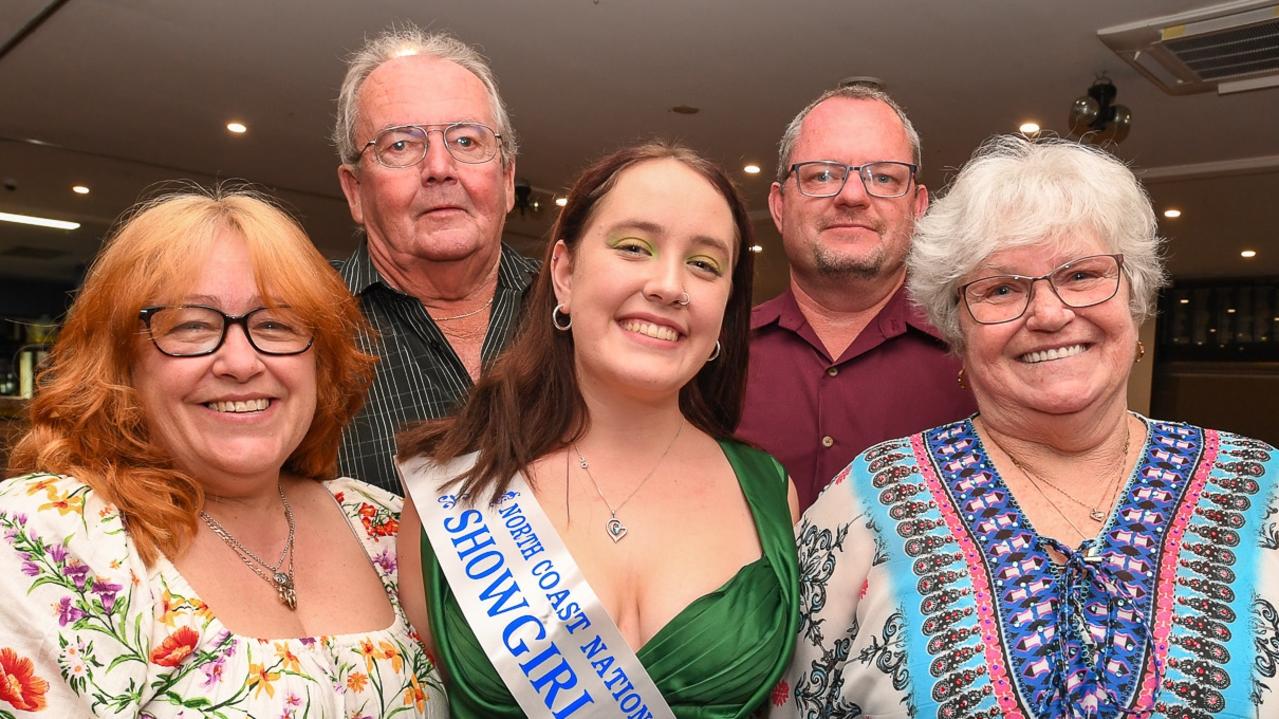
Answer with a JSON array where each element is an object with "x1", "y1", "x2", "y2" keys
[{"x1": 3, "y1": 0, "x2": 1278, "y2": 457}]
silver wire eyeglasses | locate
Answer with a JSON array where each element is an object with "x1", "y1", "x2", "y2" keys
[
  {"x1": 139, "y1": 305, "x2": 314, "y2": 357},
  {"x1": 959, "y1": 254, "x2": 1125, "y2": 325},
  {"x1": 360, "y1": 122, "x2": 503, "y2": 167},
  {"x1": 785, "y1": 160, "x2": 918, "y2": 198}
]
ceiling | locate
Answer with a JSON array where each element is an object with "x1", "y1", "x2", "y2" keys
[{"x1": 2, "y1": 0, "x2": 1278, "y2": 307}]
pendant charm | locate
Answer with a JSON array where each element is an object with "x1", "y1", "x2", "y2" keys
[
  {"x1": 1089, "y1": 509, "x2": 1105, "y2": 521},
  {"x1": 274, "y1": 572, "x2": 297, "y2": 610},
  {"x1": 605, "y1": 517, "x2": 628, "y2": 543}
]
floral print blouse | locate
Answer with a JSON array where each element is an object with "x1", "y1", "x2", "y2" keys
[{"x1": 0, "y1": 473, "x2": 447, "y2": 718}]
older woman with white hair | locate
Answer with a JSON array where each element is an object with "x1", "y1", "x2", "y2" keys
[{"x1": 774, "y1": 136, "x2": 1279, "y2": 719}]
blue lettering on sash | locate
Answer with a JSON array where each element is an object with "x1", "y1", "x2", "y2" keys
[
  {"x1": 479, "y1": 567, "x2": 531, "y2": 617},
  {"x1": 499, "y1": 501, "x2": 546, "y2": 560},
  {"x1": 577, "y1": 634, "x2": 653, "y2": 717},
  {"x1": 519, "y1": 640, "x2": 596, "y2": 718},
  {"x1": 440, "y1": 504, "x2": 594, "y2": 717}
]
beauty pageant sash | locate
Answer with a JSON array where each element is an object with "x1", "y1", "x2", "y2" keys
[{"x1": 399, "y1": 452, "x2": 675, "y2": 719}]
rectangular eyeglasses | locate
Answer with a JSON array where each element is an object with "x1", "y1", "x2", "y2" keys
[
  {"x1": 139, "y1": 305, "x2": 314, "y2": 357},
  {"x1": 959, "y1": 254, "x2": 1125, "y2": 325},
  {"x1": 786, "y1": 160, "x2": 918, "y2": 198}
]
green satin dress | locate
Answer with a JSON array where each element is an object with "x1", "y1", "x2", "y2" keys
[{"x1": 420, "y1": 440, "x2": 800, "y2": 718}]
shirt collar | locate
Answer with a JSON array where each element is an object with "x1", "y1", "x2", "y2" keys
[
  {"x1": 751, "y1": 281, "x2": 947, "y2": 342},
  {"x1": 338, "y1": 239, "x2": 538, "y2": 297}
]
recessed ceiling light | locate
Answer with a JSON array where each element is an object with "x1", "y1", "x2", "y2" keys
[
  {"x1": 226, "y1": 121, "x2": 248, "y2": 134},
  {"x1": 1019, "y1": 122, "x2": 1041, "y2": 134},
  {"x1": 1227, "y1": 308, "x2": 1237, "y2": 314},
  {"x1": 71, "y1": 185, "x2": 90, "y2": 195},
  {"x1": 743, "y1": 164, "x2": 761, "y2": 175},
  {"x1": 554, "y1": 197, "x2": 567, "y2": 207},
  {"x1": 1241, "y1": 249, "x2": 1257, "y2": 258},
  {"x1": 1163, "y1": 208, "x2": 1182, "y2": 219},
  {"x1": 748, "y1": 244, "x2": 764, "y2": 254},
  {"x1": 1179, "y1": 298, "x2": 1190, "y2": 304},
  {"x1": 0, "y1": 211, "x2": 80, "y2": 230}
]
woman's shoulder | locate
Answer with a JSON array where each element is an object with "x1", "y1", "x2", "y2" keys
[
  {"x1": 0, "y1": 472, "x2": 124, "y2": 538},
  {"x1": 720, "y1": 439, "x2": 789, "y2": 490},
  {"x1": 325, "y1": 476, "x2": 403, "y2": 513},
  {"x1": 323, "y1": 477, "x2": 403, "y2": 549},
  {"x1": 1140, "y1": 416, "x2": 1277, "y2": 455}
]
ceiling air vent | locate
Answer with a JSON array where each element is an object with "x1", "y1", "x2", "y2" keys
[{"x1": 1099, "y1": 1, "x2": 1279, "y2": 95}]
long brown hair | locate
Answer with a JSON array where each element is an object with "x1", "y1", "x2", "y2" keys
[
  {"x1": 7, "y1": 189, "x2": 376, "y2": 565},
  {"x1": 398, "y1": 142, "x2": 755, "y2": 502}
]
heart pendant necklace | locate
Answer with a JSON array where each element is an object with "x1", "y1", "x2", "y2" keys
[{"x1": 573, "y1": 420, "x2": 684, "y2": 543}]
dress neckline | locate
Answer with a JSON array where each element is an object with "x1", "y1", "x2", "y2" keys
[
  {"x1": 916, "y1": 415, "x2": 1207, "y2": 715},
  {"x1": 155, "y1": 478, "x2": 406, "y2": 643},
  {"x1": 968, "y1": 412, "x2": 1151, "y2": 550}
]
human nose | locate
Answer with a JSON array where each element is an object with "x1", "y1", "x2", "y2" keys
[
  {"x1": 643, "y1": 255, "x2": 686, "y2": 306},
  {"x1": 418, "y1": 128, "x2": 457, "y2": 182},
  {"x1": 832, "y1": 166, "x2": 871, "y2": 207},
  {"x1": 1022, "y1": 277, "x2": 1074, "y2": 330},
  {"x1": 211, "y1": 322, "x2": 265, "y2": 380}
]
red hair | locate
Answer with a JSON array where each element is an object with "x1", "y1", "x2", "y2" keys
[{"x1": 7, "y1": 190, "x2": 376, "y2": 565}]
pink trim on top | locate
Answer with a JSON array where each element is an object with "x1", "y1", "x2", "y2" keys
[
  {"x1": 911, "y1": 432, "x2": 1028, "y2": 719},
  {"x1": 1133, "y1": 428, "x2": 1218, "y2": 711}
]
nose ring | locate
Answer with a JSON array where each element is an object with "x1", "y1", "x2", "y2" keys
[{"x1": 676, "y1": 292, "x2": 690, "y2": 307}]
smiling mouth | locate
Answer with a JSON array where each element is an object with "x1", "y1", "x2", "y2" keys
[
  {"x1": 1019, "y1": 344, "x2": 1088, "y2": 364},
  {"x1": 206, "y1": 398, "x2": 271, "y2": 413},
  {"x1": 620, "y1": 320, "x2": 679, "y2": 342}
]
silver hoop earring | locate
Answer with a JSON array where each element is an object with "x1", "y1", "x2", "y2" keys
[
  {"x1": 707, "y1": 340, "x2": 721, "y2": 362},
  {"x1": 676, "y1": 292, "x2": 690, "y2": 307},
  {"x1": 552, "y1": 304, "x2": 572, "y2": 331}
]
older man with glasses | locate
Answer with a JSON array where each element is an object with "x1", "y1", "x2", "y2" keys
[
  {"x1": 333, "y1": 26, "x2": 537, "y2": 494},
  {"x1": 738, "y1": 85, "x2": 976, "y2": 512}
]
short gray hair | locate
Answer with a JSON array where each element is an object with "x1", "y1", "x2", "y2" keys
[
  {"x1": 775, "y1": 84, "x2": 922, "y2": 183},
  {"x1": 333, "y1": 26, "x2": 518, "y2": 166},
  {"x1": 907, "y1": 134, "x2": 1167, "y2": 351}
]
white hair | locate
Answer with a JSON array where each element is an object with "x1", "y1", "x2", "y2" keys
[
  {"x1": 333, "y1": 26, "x2": 517, "y2": 166},
  {"x1": 775, "y1": 84, "x2": 922, "y2": 182},
  {"x1": 907, "y1": 134, "x2": 1167, "y2": 351}
]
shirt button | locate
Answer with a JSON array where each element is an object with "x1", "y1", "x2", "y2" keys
[
  {"x1": 821, "y1": 435, "x2": 834, "y2": 448},
  {"x1": 826, "y1": 366, "x2": 839, "y2": 377}
]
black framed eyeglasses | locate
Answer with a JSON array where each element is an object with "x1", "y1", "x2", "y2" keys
[
  {"x1": 959, "y1": 254, "x2": 1126, "y2": 325},
  {"x1": 785, "y1": 160, "x2": 918, "y2": 198},
  {"x1": 139, "y1": 305, "x2": 314, "y2": 357},
  {"x1": 359, "y1": 122, "x2": 503, "y2": 168}
]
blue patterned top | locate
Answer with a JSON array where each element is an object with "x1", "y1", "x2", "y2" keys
[{"x1": 771, "y1": 416, "x2": 1279, "y2": 719}]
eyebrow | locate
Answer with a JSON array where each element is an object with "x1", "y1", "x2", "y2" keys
[
  {"x1": 175, "y1": 294, "x2": 267, "y2": 307},
  {"x1": 606, "y1": 219, "x2": 734, "y2": 256}
]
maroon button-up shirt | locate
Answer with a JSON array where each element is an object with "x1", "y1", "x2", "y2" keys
[{"x1": 738, "y1": 283, "x2": 976, "y2": 511}]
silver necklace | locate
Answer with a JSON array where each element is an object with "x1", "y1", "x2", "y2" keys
[
  {"x1": 429, "y1": 296, "x2": 493, "y2": 322},
  {"x1": 572, "y1": 419, "x2": 683, "y2": 543},
  {"x1": 200, "y1": 484, "x2": 297, "y2": 610}
]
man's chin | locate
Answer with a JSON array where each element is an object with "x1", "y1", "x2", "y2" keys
[{"x1": 813, "y1": 250, "x2": 884, "y2": 279}]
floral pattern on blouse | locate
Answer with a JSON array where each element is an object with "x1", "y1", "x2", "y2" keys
[{"x1": 0, "y1": 473, "x2": 447, "y2": 718}]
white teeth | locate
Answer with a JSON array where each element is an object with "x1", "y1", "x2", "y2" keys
[
  {"x1": 621, "y1": 320, "x2": 678, "y2": 342},
  {"x1": 1020, "y1": 344, "x2": 1086, "y2": 364},
  {"x1": 206, "y1": 398, "x2": 270, "y2": 413}
]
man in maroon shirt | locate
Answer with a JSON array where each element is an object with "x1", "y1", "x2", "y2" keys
[{"x1": 739, "y1": 84, "x2": 976, "y2": 511}]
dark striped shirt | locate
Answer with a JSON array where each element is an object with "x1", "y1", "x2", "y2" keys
[{"x1": 334, "y1": 241, "x2": 539, "y2": 494}]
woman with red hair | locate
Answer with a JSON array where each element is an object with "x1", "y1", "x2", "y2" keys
[{"x1": 0, "y1": 190, "x2": 445, "y2": 717}]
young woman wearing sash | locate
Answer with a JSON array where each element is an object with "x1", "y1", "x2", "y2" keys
[{"x1": 395, "y1": 142, "x2": 800, "y2": 718}]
